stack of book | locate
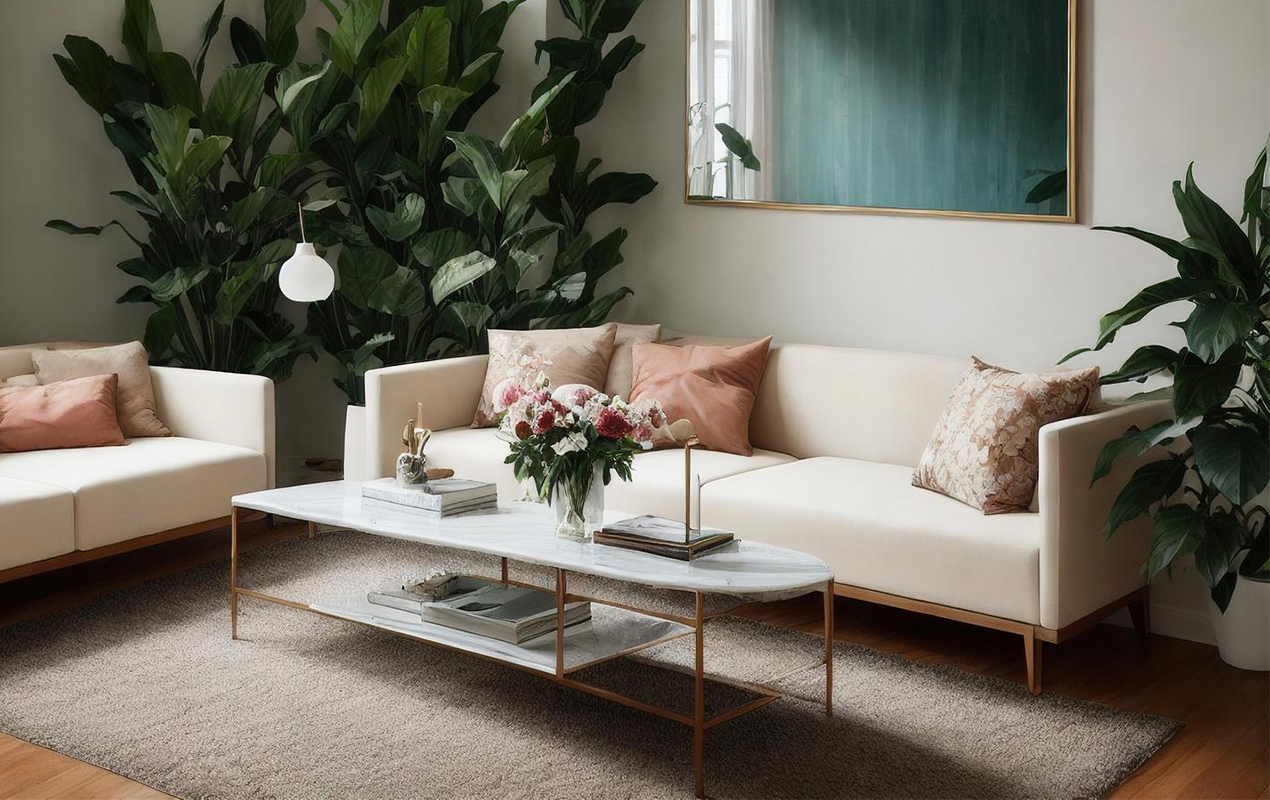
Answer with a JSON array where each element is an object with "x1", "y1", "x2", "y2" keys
[
  {"x1": 361, "y1": 477, "x2": 497, "y2": 517},
  {"x1": 368, "y1": 576, "x2": 591, "y2": 645},
  {"x1": 594, "y1": 515, "x2": 735, "y2": 561}
]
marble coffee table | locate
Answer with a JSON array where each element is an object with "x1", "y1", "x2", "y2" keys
[{"x1": 231, "y1": 480, "x2": 834, "y2": 798}]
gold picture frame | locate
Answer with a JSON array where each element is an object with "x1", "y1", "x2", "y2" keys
[{"x1": 683, "y1": 0, "x2": 1079, "y2": 223}]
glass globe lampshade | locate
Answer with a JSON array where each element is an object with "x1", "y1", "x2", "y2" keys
[{"x1": 278, "y1": 242, "x2": 334, "y2": 302}]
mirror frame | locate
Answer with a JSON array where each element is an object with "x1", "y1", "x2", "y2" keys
[{"x1": 682, "y1": 0, "x2": 1079, "y2": 223}]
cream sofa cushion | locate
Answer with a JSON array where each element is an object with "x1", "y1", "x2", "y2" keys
[
  {"x1": 749, "y1": 344, "x2": 969, "y2": 466},
  {"x1": 702, "y1": 457, "x2": 1042, "y2": 623},
  {"x1": 0, "y1": 477, "x2": 75, "y2": 571},
  {"x1": 419, "y1": 427, "x2": 795, "y2": 520},
  {"x1": 0, "y1": 438, "x2": 266, "y2": 551},
  {"x1": 608, "y1": 446, "x2": 795, "y2": 520}
]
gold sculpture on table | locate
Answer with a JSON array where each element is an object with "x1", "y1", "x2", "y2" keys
[
  {"x1": 668, "y1": 419, "x2": 702, "y2": 545},
  {"x1": 395, "y1": 402, "x2": 454, "y2": 488}
]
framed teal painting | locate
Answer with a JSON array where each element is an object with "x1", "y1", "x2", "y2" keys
[{"x1": 686, "y1": 0, "x2": 1078, "y2": 222}]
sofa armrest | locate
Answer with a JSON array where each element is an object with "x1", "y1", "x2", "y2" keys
[
  {"x1": 1036, "y1": 399, "x2": 1173, "y2": 630},
  {"x1": 364, "y1": 355, "x2": 489, "y2": 479},
  {"x1": 150, "y1": 366, "x2": 276, "y2": 488}
]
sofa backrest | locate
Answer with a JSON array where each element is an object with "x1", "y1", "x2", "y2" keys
[
  {"x1": 749, "y1": 344, "x2": 968, "y2": 467},
  {"x1": 0, "y1": 342, "x2": 112, "y2": 380}
]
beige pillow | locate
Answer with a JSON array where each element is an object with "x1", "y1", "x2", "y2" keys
[
  {"x1": 32, "y1": 341, "x2": 171, "y2": 438},
  {"x1": 912, "y1": 357, "x2": 1099, "y2": 515},
  {"x1": 604, "y1": 323, "x2": 661, "y2": 399},
  {"x1": 473, "y1": 325, "x2": 618, "y2": 427}
]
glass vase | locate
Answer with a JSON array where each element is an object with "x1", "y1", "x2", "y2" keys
[{"x1": 552, "y1": 463, "x2": 604, "y2": 542}]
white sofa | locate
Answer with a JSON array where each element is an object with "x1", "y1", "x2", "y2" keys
[
  {"x1": 363, "y1": 340, "x2": 1170, "y2": 693},
  {"x1": 0, "y1": 343, "x2": 275, "y2": 581}
]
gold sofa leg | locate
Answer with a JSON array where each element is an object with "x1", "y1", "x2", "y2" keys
[{"x1": 1024, "y1": 628, "x2": 1043, "y2": 696}]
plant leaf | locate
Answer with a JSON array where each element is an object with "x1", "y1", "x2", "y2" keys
[
  {"x1": 149, "y1": 52, "x2": 203, "y2": 114},
  {"x1": 1075, "y1": 277, "x2": 1228, "y2": 356},
  {"x1": 432, "y1": 251, "x2": 496, "y2": 303},
  {"x1": 1178, "y1": 298, "x2": 1258, "y2": 363},
  {"x1": 1145, "y1": 505, "x2": 1207, "y2": 582},
  {"x1": 1192, "y1": 419, "x2": 1270, "y2": 506},
  {"x1": 193, "y1": 1, "x2": 226, "y2": 81},
  {"x1": 204, "y1": 62, "x2": 274, "y2": 161},
  {"x1": 1194, "y1": 512, "x2": 1247, "y2": 590},
  {"x1": 264, "y1": 0, "x2": 306, "y2": 65},
  {"x1": 122, "y1": 0, "x2": 164, "y2": 73},
  {"x1": 1173, "y1": 164, "x2": 1260, "y2": 297},
  {"x1": 716, "y1": 122, "x2": 761, "y2": 171},
  {"x1": 448, "y1": 133, "x2": 505, "y2": 206},
  {"x1": 337, "y1": 246, "x2": 428, "y2": 316},
  {"x1": 1173, "y1": 347, "x2": 1243, "y2": 419},
  {"x1": 330, "y1": 0, "x2": 383, "y2": 76},
  {"x1": 355, "y1": 56, "x2": 409, "y2": 144},
  {"x1": 1105, "y1": 458, "x2": 1187, "y2": 538},
  {"x1": 1100, "y1": 345, "x2": 1178, "y2": 385},
  {"x1": 366, "y1": 193, "x2": 425, "y2": 241}
]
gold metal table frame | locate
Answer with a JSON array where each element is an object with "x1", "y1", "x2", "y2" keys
[{"x1": 230, "y1": 507, "x2": 833, "y2": 799}]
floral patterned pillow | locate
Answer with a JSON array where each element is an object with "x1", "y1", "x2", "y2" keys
[{"x1": 912, "y1": 358, "x2": 1099, "y2": 514}]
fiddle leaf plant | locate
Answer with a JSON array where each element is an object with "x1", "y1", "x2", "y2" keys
[
  {"x1": 48, "y1": 0, "x2": 318, "y2": 380},
  {"x1": 1063, "y1": 143, "x2": 1270, "y2": 612}
]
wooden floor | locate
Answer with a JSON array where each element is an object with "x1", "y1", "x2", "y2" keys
[{"x1": 0, "y1": 520, "x2": 1266, "y2": 800}]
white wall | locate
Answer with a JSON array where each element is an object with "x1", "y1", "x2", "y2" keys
[
  {"x1": 570, "y1": 0, "x2": 1270, "y2": 643},
  {"x1": 0, "y1": 0, "x2": 545, "y2": 465}
]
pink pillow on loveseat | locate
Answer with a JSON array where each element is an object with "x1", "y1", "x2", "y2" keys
[{"x1": 0, "y1": 374, "x2": 126, "y2": 452}]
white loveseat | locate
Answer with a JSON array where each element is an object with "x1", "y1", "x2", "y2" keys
[
  {"x1": 363, "y1": 340, "x2": 1170, "y2": 693},
  {"x1": 0, "y1": 343, "x2": 275, "y2": 581}
]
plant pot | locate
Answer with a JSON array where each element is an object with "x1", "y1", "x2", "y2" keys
[
  {"x1": 343, "y1": 405, "x2": 368, "y2": 483},
  {"x1": 552, "y1": 464, "x2": 604, "y2": 542},
  {"x1": 1208, "y1": 574, "x2": 1270, "y2": 671}
]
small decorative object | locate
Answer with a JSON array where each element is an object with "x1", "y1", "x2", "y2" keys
[
  {"x1": 395, "y1": 403, "x2": 433, "y2": 489},
  {"x1": 496, "y1": 374, "x2": 665, "y2": 541},
  {"x1": 278, "y1": 203, "x2": 335, "y2": 302}
]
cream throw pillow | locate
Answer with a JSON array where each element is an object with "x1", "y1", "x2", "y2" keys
[
  {"x1": 472, "y1": 325, "x2": 618, "y2": 427},
  {"x1": 2, "y1": 374, "x2": 39, "y2": 388},
  {"x1": 604, "y1": 323, "x2": 661, "y2": 400},
  {"x1": 32, "y1": 341, "x2": 171, "y2": 438},
  {"x1": 912, "y1": 357, "x2": 1099, "y2": 514}
]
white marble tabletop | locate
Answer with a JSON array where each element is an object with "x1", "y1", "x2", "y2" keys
[{"x1": 234, "y1": 481, "x2": 833, "y2": 597}]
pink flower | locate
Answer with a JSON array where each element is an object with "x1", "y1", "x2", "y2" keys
[
  {"x1": 595, "y1": 407, "x2": 634, "y2": 439},
  {"x1": 648, "y1": 407, "x2": 665, "y2": 428},
  {"x1": 632, "y1": 424, "x2": 653, "y2": 442},
  {"x1": 531, "y1": 390, "x2": 550, "y2": 405},
  {"x1": 514, "y1": 420, "x2": 531, "y2": 440},
  {"x1": 495, "y1": 380, "x2": 525, "y2": 412},
  {"x1": 534, "y1": 409, "x2": 556, "y2": 434}
]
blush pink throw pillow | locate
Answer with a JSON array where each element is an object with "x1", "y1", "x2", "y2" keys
[
  {"x1": 629, "y1": 338, "x2": 773, "y2": 456},
  {"x1": 0, "y1": 374, "x2": 126, "y2": 452}
]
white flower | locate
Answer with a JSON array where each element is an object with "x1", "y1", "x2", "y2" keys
[{"x1": 551, "y1": 432, "x2": 588, "y2": 456}]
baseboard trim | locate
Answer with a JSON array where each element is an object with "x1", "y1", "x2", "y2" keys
[{"x1": 1106, "y1": 602, "x2": 1215, "y2": 646}]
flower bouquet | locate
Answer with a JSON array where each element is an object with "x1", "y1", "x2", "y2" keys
[{"x1": 495, "y1": 374, "x2": 665, "y2": 541}]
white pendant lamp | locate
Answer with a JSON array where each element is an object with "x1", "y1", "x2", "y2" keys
[{"x1": 278, "y1": 203, "x2": 335, "y2": 302}]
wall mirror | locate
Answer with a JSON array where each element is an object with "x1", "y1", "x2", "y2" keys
[{"x1": 686, "y1": 0, "x2": 1077, "y2": 222}]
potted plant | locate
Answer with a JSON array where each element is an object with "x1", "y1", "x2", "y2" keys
[
  {"x1": 1064, "y1": 143, "x2": 1269, "y2": 670},
  {"x1": 496, "y1": 378, "x2": 663, "y2": 541}
]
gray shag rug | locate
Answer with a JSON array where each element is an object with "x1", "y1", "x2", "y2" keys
[{"x1": 0, "y1": 531, "x2": 1179, "y2": 799}]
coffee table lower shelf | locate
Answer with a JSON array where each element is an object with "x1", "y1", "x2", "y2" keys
[{"x1": 310, "y1": 593, "x2": 694, "y2": 675}]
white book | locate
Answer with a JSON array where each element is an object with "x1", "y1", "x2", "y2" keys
[{"x1": 361, "y1": 477, "x2": 497, "y2": 514}]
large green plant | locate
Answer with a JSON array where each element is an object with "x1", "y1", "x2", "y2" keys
[
  {"x1": 1064, "y1": 144, "x2": 1270, "y2": 611},
  {"x1": 48, "y1": 0, "x2": 318, "y2": 380},
  {"x1": 283, "y1": 0, "x2": 656, "y2": 403}
]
